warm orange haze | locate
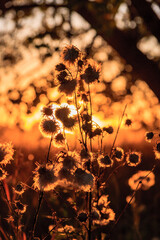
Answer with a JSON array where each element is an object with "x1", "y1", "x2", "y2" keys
[{"x1": 0, "y1": 1, "x2": 160, "y2": 239}]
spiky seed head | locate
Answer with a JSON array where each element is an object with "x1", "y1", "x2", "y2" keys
[
  {"x1": 78, "y1": 212, "x2": 88, "y2": 222},
  {"x1": 145, "y1": 132, "x2": 154, "y2": 142},
  {"x1": 54, "y1": 105, "x2": 71, "y2": 122},
  {"x1": 113, "y1": 147, "x2": 124, "y2": 161},
  {"x1": 55, "y1": 63, "x2": 66, "y2": 71},
  {"x1": 61, "y1": 45, "x2": 80, "y2": 65},
  {"x1": 81, "y1": 59, "x2": 101, "y2": 84},
  {"x1": 15, "y1": 201, "x2": 27, "y2": 214},
  {"x1": 103, "y1": 126, "x2": 114, "y2": 134},
  {"x1": 41, "y1": 105, "x2": 53, "y2": 117},
  {"x1": 33, "y1": 164, "x2": 57, "y2": 191},
  {"x1": 125, "y1": 119, "x2": 132, "y2": 126},
  {"x1": 58, "y1": 79, "x2": 77, "y2": 95},
  {"x1": 126, "y1": 151, "x2": 141, "y2": 166},
  {"x1": 98, "y1": 154, "x2": 113, "y2": 168},
  {"x1": 39, "y1": 118, "x2": 59, "y2": 137}
]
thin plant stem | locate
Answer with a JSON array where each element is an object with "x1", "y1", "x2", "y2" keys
[
  {"x1": 88, "y1": 191, "x2": 92, "y2": 240},
  {"x1": 88, "y1": 84, "x2": 93, "y2": 152},
  {"x1": 110, "y1": 104, "x2": 127, "y2": 157},
  {"x1": 31, "y1": 191, "x2": 44, "y2": 238},
  {"x1": 46, "y1": 134, "x2": 53, "y2": 163},
  {"x1": 63, "y1": 127, "x2": 69, "y2": 151},
  {"x1": 74, "y1": 91, "x2": 86, "y2": 149},
  {"x1": 31, "y1": 135, "x2": 53, "y2": 238}
]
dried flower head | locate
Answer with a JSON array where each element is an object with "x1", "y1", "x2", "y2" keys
[
  {"x1": 82, "y1": 113, "x2": 91, "y2": 122},
  {"x1": 15, "y1": 201, "x2": 27, "y2": 214},
  {"x1": 55, "y1": 63, "x2": 66, "y2": 71},
  {"x1": 93, "y1": 128, "x2": 102, "y2": 136},
  {"x1": 57, "y1": 70, "x2": 68, "y2": 84},
  {"x1": 61, "y1": 117, "x2": 77, "y2": 130},
  {"x1": 126, "y1": 151, "x2": 141, "y2": 167},
  {"x1": 0, "y1": 142, "x2": 14, "y2": 165},
  {"x1": 39, "y1": 118, "x2": 59, "y2": 137},
  {"x1": 128, "y1": 170, "x2": 155, "y2": 190},
  {"x1": 113, "y1": 147, "x2": 124, "y2": 162},
  {"x1": 81, "y1": 59, "x2": 101, "y2": 84},
  {"x1": 80, "y1": 148, "x2": 91, "y2": 160},
  {"x1": 78, "y1": 211, "x2": 88, "y2": 222},
  {"x1": 54, "y1": 105, "x2": 71, "y2": 122},
  {"x1": 61, "y1": 45, "x2": 80, "y2": 65},
  {"x1": 74, "y1": 168, "x2": 94, "y2": 192},
  {"x1": 59, "y1": 79, "x2": 77, "y2": 95},
  {"x1": 59, "y1": 152, "x2": 77, "y2": 170},
  {"x1": 41, "y1": 105, "x2": 53, "y2": 117},
  {"x1": 98, "y1": 154, "x2": 113, "y2": 168},
  {"x1": 154, "y1": 142, "x2": 160, "y2": 159},
  {"x1": 125, "y1": 118, "x2": 132, "y2": 127},
  {"x1": 54, "y1": 132, "x2": 65, "y2": 147},
  {"x1": 14, "y1": 183, "x2": 25, "y2": 195},
  {"x1": 103, "y1": 126, "x2": 114, "y2": 134},
  {"x1": 58, "y1": 167, "x2": 73, "y2": 183},
  {"x1": 0, "y1": 167, "x2": 7, "y2": 181},
  {"x1": 33, "y1": 164, "x2": 57, "y2": 191},
  {"x1": 145, "y1": 131, "x2": 154, "y2": 142}
]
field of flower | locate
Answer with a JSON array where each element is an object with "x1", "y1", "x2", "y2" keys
[{"x1": 0, "y1": 45, "x2": 160, "y2": 240}]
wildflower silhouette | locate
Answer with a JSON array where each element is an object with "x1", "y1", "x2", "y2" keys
[{"x1": 0, "y1": 45, "x2": 158, "y2": 240}]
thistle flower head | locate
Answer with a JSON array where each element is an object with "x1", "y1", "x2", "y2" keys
[
  {"x1": 59, "y1": 152, "x2": 77, "y2": 170},
  {"x1": 54, "y1": 132, "x2": 65, "y2": 147},
  {"x1": 62, "y1": 116, "x2": 77, "y2": 129},
  {"x1": 39, "y1": 118, "x2": 59, "y2": 137},
  {"x1": 81, "y1": 59, "x2": 101, "y2": 84},
  {"x1": 103, "y1": 126, "x2": 114, "y2": 134},
  {"x1": 15, "y1": 201, "x2": 27, "y2": 214},
  {"x1": 0, "y1": 142, "x2": 14, "y2": 165},
  {"x1": 74, "y1": 168, "x2": 94, "y2": 192},
  {"x1": 126, "y1": 151, "x2": 141, "y2": 167},
  {"x1": 61, "y1": 45, "x2": 80, "y2": 65},
  {"x1": 33, "y1": 164, "x2": 57, "y2": 191},
  {"x1": 55, "y1": 63, "x2": 66, "y2": 71},
  {"x1": 113, "y1": 147, "x2": 124, "y2": 161},
  {"x1": 78, "y1": 211, "x2": 88, "y2": 222},
  {"x1": 93, "y1": 128, "x2": 102, "y2": 136},
  {"x1": 14, "y1": 183, "x2": 25, "y2": 195},
  {"x1": 58, "y1": 79, "x2": 77, "y2": 95},
  {"x1": 41, "y1": 105, "x2": 53, "y2": 117},
  {"x1": 58, "y1": 167, "x2": 73, "y2": 183},
  {"x1": 98, "y1": 154, "x2": 113, "y2": 168},
  {"x1": 128, "y1": 170, "x2": 155, "y2": 190},
  {"x1": 54, "y1": 105, "x2": 71, "y2": 122},
  {"x1": 125, "y1": 118, "x2": 132, "y2": 127},
  {"x1": 145, "y1": 131, "x2": 154, "y2": 142},
  {"x1": 0, "y1": 167, "x2": 7, "y2": 181},
  {"x1": 80, "y1": 148, "x2": 91, "y2": 160},
  {"x1": 57, "y1": 70, "x2": 68, "y2": 84}
]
